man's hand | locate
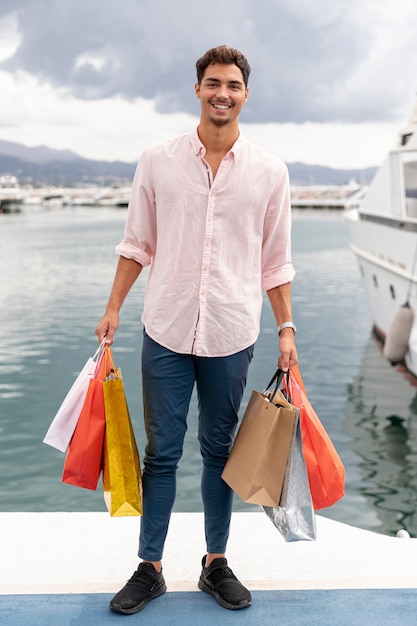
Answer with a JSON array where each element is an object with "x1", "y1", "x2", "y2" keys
[
  {"x1": 278, "y1": 328, "x2": 298, "y2": 372},
  {"x1": 95, "y1": 310, "x2": 120, "y2": 345}
]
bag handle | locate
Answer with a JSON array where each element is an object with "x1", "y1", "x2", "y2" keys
[
  {"x1": 93, "y1": 338, "x2": 108, "y2": 378},
  {"x1": 92, "y1": 338, "x2": 107, "y2": 361},
  {"x1": 104, "y1": 344, "x2": 119, "y2": 379},
  {"x1": 264, "y1": 368, "x2": 283, "y2": 393},
  {"x1": 263, "y1": 368, "x2": 290, "y2": 399}
]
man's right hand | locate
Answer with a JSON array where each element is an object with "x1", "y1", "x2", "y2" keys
[{"x1": 95, "y1": 310, "x2": 120, "y2": 345}]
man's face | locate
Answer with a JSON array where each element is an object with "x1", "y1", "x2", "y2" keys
[{"x1": 195, "y1": 63, "x2": 249, "y2": 127}]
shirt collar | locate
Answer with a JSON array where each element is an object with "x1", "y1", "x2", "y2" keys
[{"x1": 190, "y1": 127, "x2": 246, "y2": 160}]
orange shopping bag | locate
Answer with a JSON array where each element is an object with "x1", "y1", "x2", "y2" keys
[
  {"x1": 283, "y1": 365, "x2": 345, "y2": 510},
  {"x1": 62, "y1": 350, "x2": 107, "y2": 490}
]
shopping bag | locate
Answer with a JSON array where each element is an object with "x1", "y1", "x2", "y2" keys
[
  {"x1": 221, "y1": 370, "x2": 297, "y2": 507},
  {"x1": 102, "y1": 362, "x2": 142, "y2": 517},
  {"x1": 283, "y1": 364, "x2": 345, "y2": 510},
  {"x1": 43, "y1": 340, "x2": 106, "y2": 452},
  {"x1": 61, "y1": 349, "x2": 107, "y2": 490},
  {"x1": 263, "y1": 413, "x2": 316, "y2": 542}
]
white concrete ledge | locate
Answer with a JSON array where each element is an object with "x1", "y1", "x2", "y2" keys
[{"x1": 1, "y1": 512, "x2": 416, "y2": 595}]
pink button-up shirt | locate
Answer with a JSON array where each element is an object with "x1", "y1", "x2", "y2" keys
[{"x1": 116, "y1": 129, "x2": 295, "y2": 357}]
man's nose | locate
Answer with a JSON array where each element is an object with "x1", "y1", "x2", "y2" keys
[{"x1": 216, "y1": 83, "x2": 228, "y2": 98}]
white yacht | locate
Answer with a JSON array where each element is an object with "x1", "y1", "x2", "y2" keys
[
  {"x1": 346, "y1": 98, "x2": 417, "y2": 378},
  {"x1": 0, "y1": 174, "x2": 24, "y2": 211}
]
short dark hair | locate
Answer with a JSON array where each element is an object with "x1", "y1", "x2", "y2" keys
[{"x1": 196, "y1": 45, "x2": 251, "y2": 87}]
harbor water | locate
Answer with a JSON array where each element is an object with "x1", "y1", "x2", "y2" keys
[{"x1": 1, "y1": 205, "x2": 417, "y2": 538}]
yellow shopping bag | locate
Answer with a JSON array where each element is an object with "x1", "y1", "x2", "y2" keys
[{"x1": 102, "y1": 354, "x2": 142, "y2": 517}]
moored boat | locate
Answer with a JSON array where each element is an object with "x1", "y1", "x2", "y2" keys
[
  {"x1": 0, "y1": 174, "x2": 24, "y2": 212},
  {"x1": 291, "y1": 182, "x2": 366, "y2": 210},
  {"x1": 346, "y1": 98, "x2": 417, "y2": 377}
]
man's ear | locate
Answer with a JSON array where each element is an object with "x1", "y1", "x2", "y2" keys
[
  {"x1": 195, "y1": 82, "x2": 200, "y2": 99},
  {"x1": 244, "y1": 87, "x2": 249, "y2": 103}
]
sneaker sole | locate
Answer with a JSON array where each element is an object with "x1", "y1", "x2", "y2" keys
[
  {"x1": 110, "y1": 583, "x2": 167, "y2": 615},
  {"x1": 198, "y1": 578, "x2": 252, "y2": 610}
]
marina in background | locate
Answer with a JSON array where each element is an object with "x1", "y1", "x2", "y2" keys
[
  {"x1": 0, "y1": 181, "x2": 132, "y2": 211},
  {"x1": 0, "y1": 137, "x2": 377, "y2": 211},
  {"x1": 0, "y1": 177, "x2": 367, "y2": 211}
]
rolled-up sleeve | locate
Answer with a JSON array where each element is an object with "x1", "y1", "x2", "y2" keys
[
  {"x1": 261, "y1": 163, "x2": 295, "y2": 291},
  {"x1": 115, "y1": 152, "x2": 156, "y2": 267}
]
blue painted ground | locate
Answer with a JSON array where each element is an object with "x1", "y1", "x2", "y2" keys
[{"x1": 2, "y1": 589, "x2": 417, "y2": 626}]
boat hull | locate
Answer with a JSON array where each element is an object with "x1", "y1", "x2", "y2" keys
[
  {"x1": 346, "y1": 208, "x2": 417, "y2": 377},
  {"x1": 0, "y1": 198, "x2": 23, "y2": 213}
]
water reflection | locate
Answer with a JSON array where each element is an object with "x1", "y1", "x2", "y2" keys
[{"x1": 344, "y1": 334, "x2": 417, "y2": 537}]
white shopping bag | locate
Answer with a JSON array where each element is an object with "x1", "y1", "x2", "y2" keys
[{"x1": 43, "y1": 340, "x2": 106, "y2": 452}]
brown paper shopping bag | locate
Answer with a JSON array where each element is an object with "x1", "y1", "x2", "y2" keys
[{"x1": 222, "y1": 371, "x2": 296, "y2": 507}]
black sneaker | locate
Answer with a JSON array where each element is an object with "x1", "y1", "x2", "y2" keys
[
  {"x1": 198, "y1": 555, "x2": 252, "y2": 610},
  {"x1": 109, "y1": 562, "x2": 167, "y2": 615}
]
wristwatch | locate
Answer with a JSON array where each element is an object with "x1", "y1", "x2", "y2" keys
[{"x1": 277, "y1": 322, "x2": 296, "y2": 335}]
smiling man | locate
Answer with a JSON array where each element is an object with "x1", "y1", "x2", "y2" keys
[
  {"x1": 96, "y1": 45, "x2": 297, "y2": 616},
  {"x1": 196, "y1": 62, "x2": 248, "y2": 129}
]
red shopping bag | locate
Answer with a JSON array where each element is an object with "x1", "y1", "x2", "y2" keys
[
  {"x1": 62, "y1": 351, "x2": 107, "y2": 490},
  {"x1": 44, "y1": 340, "x2": 106, "y2": 452},
  {"x1": 283, "y1": 364, "x2": 345, "y2": 510}
]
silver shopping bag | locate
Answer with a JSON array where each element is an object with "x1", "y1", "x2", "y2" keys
[{"x1": 263, "y1": 412, "x2": 316, "y2": 542}]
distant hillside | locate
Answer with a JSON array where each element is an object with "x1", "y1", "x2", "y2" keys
[
  {"x1": 0, "y1": 139, "x2": 377, "y2": 186},
  {"x1": 0, "y1": 139, "x2": 80, "y2": 164},
  {"x1": 287, "y1": 162, "x2": 377, "y2": 186},
  {"x1": 0, "y1": 139, "x2": 137, "y2": 185}
]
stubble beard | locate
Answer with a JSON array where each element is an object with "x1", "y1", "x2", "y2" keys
[{"x1": 209, "y1": 116, "x2": 231, "y2": 126}]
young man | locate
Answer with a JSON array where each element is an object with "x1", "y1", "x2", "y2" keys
[{"x1": 95, "y1": 45, "x2": 297, "y2": 615}]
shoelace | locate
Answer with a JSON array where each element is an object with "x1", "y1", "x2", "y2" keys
[
  {"x1": 127, "y1": 566, "x2": 160, "y2": 591},
  {"x1": 206, "y1": 565, "x2": 237, "y2": 586}
]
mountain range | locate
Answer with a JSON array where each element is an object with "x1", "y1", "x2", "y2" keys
[{"x1": 0, "y1": 139, "x2": 377, "y2": 186}]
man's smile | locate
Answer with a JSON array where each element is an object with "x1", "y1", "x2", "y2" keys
[{"x1": 211, "y1": 102, "x2": 232, "y2": 110}]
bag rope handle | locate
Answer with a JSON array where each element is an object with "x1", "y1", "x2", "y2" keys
[{"x1": 264, "y1": 368, "x2": 291, "y2": 403}]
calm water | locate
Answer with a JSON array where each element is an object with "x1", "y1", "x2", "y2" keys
[{"x1": 1, "y1": 205, "x2": 417, "y2": 538}]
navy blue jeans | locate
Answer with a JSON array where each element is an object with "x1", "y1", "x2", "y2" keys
[{"x1": 138, "y1": 331, "x2": 254, "y2": 561}]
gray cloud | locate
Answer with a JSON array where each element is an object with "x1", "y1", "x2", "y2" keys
[{"x1": 2, "y1": 0, "x2": 417, "y2": 124}]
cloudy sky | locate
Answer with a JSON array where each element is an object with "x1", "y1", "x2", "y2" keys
[{"x1": 1, "y1": 0, "x2": 417, "y2": 168}]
